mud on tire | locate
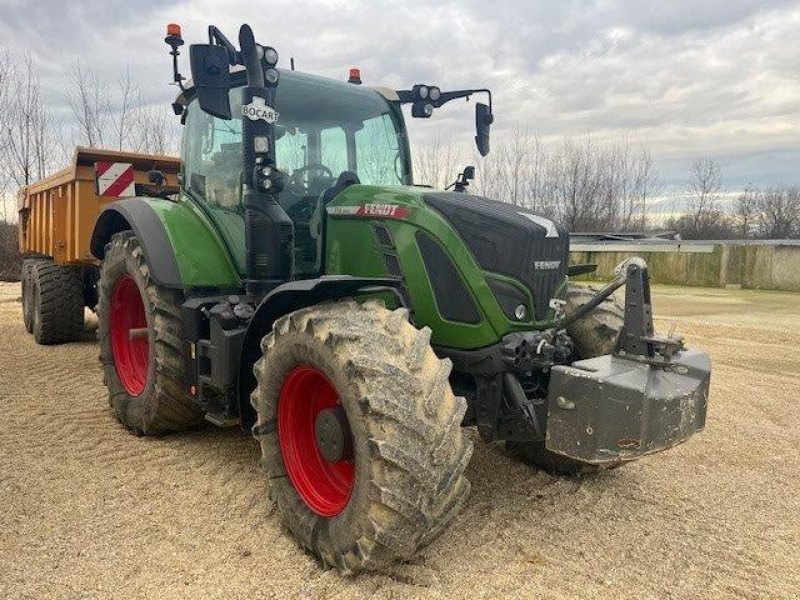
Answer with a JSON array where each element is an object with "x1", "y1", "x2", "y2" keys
[
  {"x1": 251, "y1": 299, "x2": 473, "y2": 573},
  {"x1": 507, "y1": 283, "x2": 625, "y2": 476},
  {"x1": 21, "y1": 259, "x2": 35, "y2": 334},
  {"x1": 29, "y1": 259, "x2": 84, "y2": 345},
  {"x1": 564, "y1": 283, "x2": 625, "y2": 359},
  {"x1": 97, "y1": 231, "x2": 203, "y2": 435}
]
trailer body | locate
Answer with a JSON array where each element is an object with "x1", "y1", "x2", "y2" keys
[
  {"x1": 18, "y1": 147, "x2": 181, "y2": 344},
  {"x1": 18, "y1": 147, "x2": 180, "y2": 265}
]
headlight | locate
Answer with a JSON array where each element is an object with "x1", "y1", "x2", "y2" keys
[
  {"x1": 429, "y1": 86, "x2": 441, "y2": 101},
  {"x1": 265, "y1": 68, "x2": 279, "y2": 84},
  {"x1": 418, "y1": 85, "x2": 429, "y2": 99},
  {"x1": 424, "y1": 103, "x2": 434, "y2": 116},
  {"x1": 264, "y1": 46, "x2": 278, "y2": 65}
]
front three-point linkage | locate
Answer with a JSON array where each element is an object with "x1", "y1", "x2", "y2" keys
[{"x1": 552, "y1": 257, "x2": 685, "y2": 365}]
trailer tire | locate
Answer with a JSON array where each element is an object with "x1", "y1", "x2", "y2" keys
[
  {"x1": 29, "y1": 259, "x2": 85, "y2": 345},
  {"x1": 507, "y1": 284, "x2": 625, "y2": 475},
  {"x1": 21, "y1": 260, "x2": 36, "y2": 333},
  {"x1": 251, "y1": 300, "x2": 472, "y2": 573},
  {"x1": 97, "y1": 231, "x2": 203, "y2": 435}
]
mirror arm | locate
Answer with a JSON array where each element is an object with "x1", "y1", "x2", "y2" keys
[
  {"x1": 208, "y1": 25, "x2": 240, "y2": 65},
  {"x1": 434, "y1": 88, "x2": 492, "y2": 110},
  {"x1": 396, "y1": 88, "x2": 492, "y2": 112}
]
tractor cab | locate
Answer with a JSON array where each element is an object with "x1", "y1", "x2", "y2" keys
[{"x1": 179, "y1": 68, "x2": 413, "y2": 276}]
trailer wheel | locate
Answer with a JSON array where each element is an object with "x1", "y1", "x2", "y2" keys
[
  {"x1": 21, "y1": 260, "x2": 35, "y2": 333},
  {"x1": 507, "y1": 284, "x2": 625, "y2": 475},
  {"x1": 29, "y1": 259, "x2": 84, "y2": 345},
  {"x1": 251, "y1": 300, "x2": 472, "y2": 573},
  {"x1": 97, "y1": 231, "x2": 203, "y2": 435}
]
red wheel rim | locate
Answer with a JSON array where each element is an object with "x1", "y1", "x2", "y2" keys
[
  {"x1": 110, "y1": 274, "x2": 150, "y2": 396},
  {"x1": 278, "y1": 366, "x2": 355, "y2": 517}
]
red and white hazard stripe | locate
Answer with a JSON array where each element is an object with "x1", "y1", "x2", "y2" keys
[{"x1": 95, "y1": 162, "x2": 136, "y2": 197}]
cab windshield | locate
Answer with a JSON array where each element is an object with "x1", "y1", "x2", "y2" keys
[{"x1": 182, "y1": 70, "x2": 412, "y2": 275}]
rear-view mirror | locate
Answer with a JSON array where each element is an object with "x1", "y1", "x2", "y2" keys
[
  {"x1": 189, "y1": 44, "x2": 232, "y2": 119},
  {"x1": 475, "y1": 102, "x2": 493, "y2": 156}
]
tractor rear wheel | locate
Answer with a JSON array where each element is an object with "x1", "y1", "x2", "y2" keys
[
  {"x1": 29, "y1": 259, "x2": 84, "y2": 345},
  {"x1": 97, "y1": 231, "x2": 203, "y2": 435},
  {"x1": 507, "y1": 284, "x2": 625, "y2": 475},
  {"x1": 251, "y1": 300, "x2": 472, "y2": 573}
]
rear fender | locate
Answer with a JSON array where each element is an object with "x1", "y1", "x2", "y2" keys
[{"x1": 90, "y1": 198, "x2": 240, "y2": 290}]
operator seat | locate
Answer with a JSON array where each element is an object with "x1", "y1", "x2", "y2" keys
[{"x1": 311, "y1": 171, "x2": 360, "y2": 271}]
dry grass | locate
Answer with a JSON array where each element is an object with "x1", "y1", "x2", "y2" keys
[{"x1": 1, "y1": 282, "x2": 798, "y2": 599}]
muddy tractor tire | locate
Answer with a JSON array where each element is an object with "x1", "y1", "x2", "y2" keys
[
  {"x1": 29, "y1": 259, "x2": 85, "y2": 345},
  {"x1": 507, "y1": 283, "x2": 625, "y2": 475},
  {"x1": 97, "y1": 231, "x2": 203, "y2": 435},
  {"x1": 563, "y1": 283, "x2": 625, "y2": 359},
  {"x1": 21, "y1": 260, "x2": 35, "y2": 334},
  {"x1": 251, "y1": 300, "x2": 472, "y2": 573}
]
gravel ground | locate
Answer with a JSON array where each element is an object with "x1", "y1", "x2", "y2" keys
[{"x1": 1, "y1": 282, "x2": 798, "y2": 599}]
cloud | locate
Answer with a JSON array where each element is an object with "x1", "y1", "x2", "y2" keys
[{"x1": 0, "y1": 0, "x2": 797, "y2": 187}]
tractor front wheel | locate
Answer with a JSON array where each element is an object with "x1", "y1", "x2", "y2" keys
[
  {"x1": 97, "y1": 231, "x2": 203, "y2": 435},
  {"x1": 251, "y1": 300, "x2": 472, "y2": 573}
]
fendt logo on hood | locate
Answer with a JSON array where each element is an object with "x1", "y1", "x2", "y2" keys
[
  {"x1": 534, "y1": 260, "x2": 561, "y2": 270},
  {"x1": 242, "y1": 97, "x2": 279, "y2": 123}
]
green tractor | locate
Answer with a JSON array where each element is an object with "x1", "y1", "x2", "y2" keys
[{"x1": 89, "y1": 23, "x2": 711, "y2": 572}]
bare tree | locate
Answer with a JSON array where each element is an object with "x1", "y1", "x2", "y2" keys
[
  {"x1": 608, "y1": 137, "x2": 658, "y2": 230},
  {"x1": 665, "y1": 158, "x2": 733, "y2": 239},
  {"x1": 757, "y1": 186, "x2": 800, "y2": 239},
  {"x1": 65, "y1": 60, "x2": 110, "y2": 147},
  {"x1": 3, "y1": 53, "x2": 53, "y2": 187},
  {"x1": 0, "y1": 48, "x2": 12, "y2": 221},
  {"x1": 734, "y1": 186, "x2": 758, "y2": 238},
  {"x1": 472, "y1": 143, "x2": 504, "y2": 199},
  {"x1": 111, "y1": 67, "x2": 138, "y2": 150},
  {"x1": 522, "y1": 131, "x2": 555, "y2": 216},
  {"x1": 130, "y1": 102, "x2": 179, "y2": 155},
  {"x1": 551, "y1": 135, "x2": 608, "y2": 231},
  {"x1": 412, "y1": 134, "x2": 462, "y2": 189},
  {"x1": 688, "y1": 157, "x2": 722, "y2": 231},
  {"x1": 501, "y1": 126, "x2": 533, "y2": 206},
  {"x1": 468, "y1": 127, "x2": 658, "y2": 231}
]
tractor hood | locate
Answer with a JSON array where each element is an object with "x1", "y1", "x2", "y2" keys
[{"x1": 422, "y1": 192, "x2": 569, "y2": 321}]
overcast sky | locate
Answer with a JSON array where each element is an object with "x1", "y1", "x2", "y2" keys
[{"x1": 0, "y1": 0, "x2": 798, "y2": 189}]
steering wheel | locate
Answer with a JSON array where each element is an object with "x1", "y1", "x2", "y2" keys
[{"x1": 288, "y1": 163, "x2": 334, "y2": 190}]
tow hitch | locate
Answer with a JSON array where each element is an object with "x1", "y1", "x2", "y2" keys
[{"x1": 546, "y1": 258, "x2": 711, "y2": 465}]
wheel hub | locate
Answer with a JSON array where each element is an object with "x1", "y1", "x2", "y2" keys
[{"x1": 314, "y1": 406, "x2": 352, "y2": 463}]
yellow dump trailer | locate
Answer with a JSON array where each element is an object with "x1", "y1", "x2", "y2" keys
[{"x1": 17, "y1": 147, "x2": 181, "y2": 344}]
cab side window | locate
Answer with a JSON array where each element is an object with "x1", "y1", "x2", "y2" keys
[{"x1": 320, "y1": 127, "x2": 348, "y2": 177}]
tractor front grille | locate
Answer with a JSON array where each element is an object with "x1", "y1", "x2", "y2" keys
[{"x1": 424, "y1": 192, "x2": 569, "y2": 321}]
